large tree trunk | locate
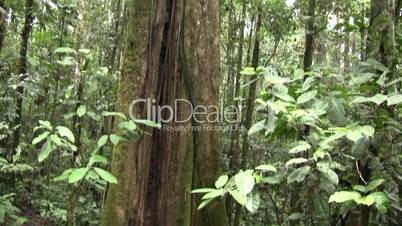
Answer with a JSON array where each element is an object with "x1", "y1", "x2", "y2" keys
[
  {"x1": 10, "y1": 0, "x2": 34, "y2": 159},
  {"x1": 101, "y1": 0, "x2": 227, "y2": 226}
]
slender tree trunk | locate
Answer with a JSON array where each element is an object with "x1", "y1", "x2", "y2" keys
[
  {"x1": 303, "y1": 0, "x2": 315, "y2": 71},
  {"x1": 226, "y1": 1, "x2": 247, "y2": 223},
  {"x1": 0, "y1": 0, "x2": 6, "y2": 54},
  {"x1": 233, "y1": 10, "x2": 262, "y2": 226},
  {"x1": 11, "y1": 0, "x2": 34, "y2": 159}
]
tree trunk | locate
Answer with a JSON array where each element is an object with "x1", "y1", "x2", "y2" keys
[
  {"x1": 0, "y1": 0, "x2": 6, "y2": 54},
  {"x1": 233, "y1": 9, "x2": 262, "y2": 226},
  {"x1": 226, "y1": 0, "x2": 247, "y2": 222},
  {"x1": 303, "y1": 0, "x2": 315, "y2": 72},
  {"x1": 101, "y1": 1, "x2": 227, "y2": 226},
  {"x1": 11, "y1": 0, "x2": 34, "y2": 159}
]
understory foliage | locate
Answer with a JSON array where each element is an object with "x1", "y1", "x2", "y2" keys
[{"x1": 0, "y1": 0, "x2": 401, "y2": 225}]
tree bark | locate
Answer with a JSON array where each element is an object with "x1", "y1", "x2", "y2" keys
[
  {"x1": 101, "y1": 0, "x2": 227, "y2": 226},
  {"x1": 0, "y1": 0, "x2": 6, "y2": 54},
  {"x1": 303, "y1": 0, "x2": 315, "y2": 72},
  {"x1": 11, "y1": 0, "x2": 34, "y2": 159}
]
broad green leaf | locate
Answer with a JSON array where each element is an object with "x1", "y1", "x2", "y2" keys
[
  {"x1": 368, "y1": 94, "x2": 387, "y2": 105},
  {"x1": 97, "y1": 135, "x2": 108, "y2": 148},
  {"x1": 261, "y1": 176, "x2": 280, "y2": 184},
  {"x1": 289, "y1": 141, "x2": 311, "y2": 154},
  {"x1": 356, "y1": 195, "x2": 376, "y2": 206},
  {"x1": 77, "y1": 105, "x2": 87, "y2": 117},
  {"x1": 50, "y1": 134, "x2": 62, "y2": 146},
  {"x1": 234, "y1": 171, "x2": 255, "y2": 195},
  {"x1": 229, "y1": 190, "x2": 247, "y2": 206},
  {"x1": 255, "y1": 164, "x2": 277, "y2": 172},
  {"x1": 248, "y1": 120, "x2": 265, "y2": 136},
  {"x1": 32, "y1": 131, "x2": 50, "y2": 145},
  {"x1": 366, "y1": 179, "x2": 385, "y2": 192},
  {"x1": 118, "y1": 121, "x2": 137, "y2": 132},
  {"x1": 110, "y1": 134, "x2": 124, "y2": 145},
  {"x1": 301, "y1": 77, "x2": 315, "y2": 92},
  {"x1": 353, "y1": 185, "x2": 367, "y2": 193},
  {"x1": 68, "y1": 167, "x2": 88, "y2": 183},
  {"x1": 297, "y1": 90, "x2": 317, "y2": 104},
  {"x1": 38, "y1": 141, "x2": 54, "y2": 162},
  {"x1": 215, "y1": 175, "x2": 229, "y2": 189},
  {"x1": 272, "y1": 84, "x2": 295, "y2": 102},
  {"x1": 369, "y1": 192, "x2": 389, "y2": 213},
  {"x1": 387, "y1": 94, "x2": 402, "y2": 106},
  {"x1": 88, "y1": 154, "x2": 108, "y2": 167},
  {"x1": 133, "y1": 119, "x2": 161, "y2": 129},
  {"x1": 318, "y1": 168, "x2": 339, "y2": 185},
  {"x1": 56, "y1": 126, "x2": 75, "y2": 143},
  {"x1": 285, "y1": 158, "x2": 308, "y2": 167},
  {"x1": 245, "y1": 191, "x2": 260, "y2": 213},
  {"x1": 39, "y1": 120, "x2": 52, "y2": 130},
  {"x1": 329, "y1": 191, "x2": 361, "y2": 203},
  {"x1": 93, "y1": 167, "x2": 118, "y2": 184},
  {"x1": 287, "y1": 166, "x2": 310, "y2": 183}
]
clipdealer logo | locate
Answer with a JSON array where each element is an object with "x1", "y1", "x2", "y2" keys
[{"x1": 128, "y1": 98, "x2": 244, "y2": 132}]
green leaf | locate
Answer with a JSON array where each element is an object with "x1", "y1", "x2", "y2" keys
[
  {"x1": 56, "y1": 126, "x2": 75, "y2": 143},
  {"x1": 319, "y1": 168, "x2": 339, "y2": 185},
  {"x1": 366, "y1": 179, "x2": 385, "y2": 192},
  {"x1": 297, "y1": 90, "x2": 317, "y2": 104},
  {"x1": 356, "y1": 195, "x2": 376, "y2": 206},
  {"x1": 273, "y1": 84, "x2": 295, "y2": 102},
  {"x1": 38, "y1": 141, "x2": 54, "y2": 162},
  {"x1": 234, "y1": 171, "x2": 255, "y2": 195},
  {"x1": 240, "y1": 67, "x2": 256, "y2": 76},
  {"x1": 68, "y1": 167, "x2": 89, "y2": 183},
  {"x1": 93, "y1": 167, "x2": 118, "y2": 184},
  {"x1": 54, "y1": 47, "x2": 76, "y2": 54},
  {"x1": 287, "y1": 166, "x2": 310, "y2": 183},
  {"x1": 215, "y1": 175, "x2": 229, "y2": 189},
  {"x1": 387, "y1": 94, "x2": 402, "y2": 106},
  {"x1": 197, "y1": 198, "x2": 213, "y2": 210},
  {"x1": 201, "y1": 189, "x2": 224, "y2": 200},
  {"x1": 369, "y1": 192, "x2": 389, "y2": 213},
  {"x1": 229, "y1": 190, "x2": 247, "y2": 206},
  {"x1": 118, "y1": 121, "x2": 137, "y2": 132},
  {"x1": 289, "y1": 141, "x2": 311, "y2": 154},
  {"x1": 133, "y1": 119, "x2": 161, "y2": 129},
  {"x1": 53, "y1": 169, "x2": 73, "y2": 182},
  {"x1": 245, "y1": 191, "x2": 260, "y2": 213},
  {"x1": 97, "y1": 135, "x2": 108, "y2": 148},
  {"x1": 32, "y1": 131, "x2": 50, "y2": 145},
  {"x1": 329, "y1": 191, "x2": 361, "y2": 203},
  {"x1": 353, "y1": 185, "x2": 367, "y2": 193},
  {"x1": 110, "y1": 134, "x2": 124, "y2": 145},
  {"x1": 57, "y1": 56, "x2": 75, "y2": 66},
  {"x1": 191, "y1": 188, "x2": 217, "y2": 194},
  {"x1": 255, "y1": 164, "x2": 277, "y2": 172},
  {"x1": 288, "y1": 212, "x2": 304, "y2": 221},
  {"x1": 285, "y1": 158, "x2": 308, "y2": 167},
  {"x1": 102, "y1": 111, "x2": 127, "y2": 120},
  {"x1": 368, "y1": 94, "x2": 387, "y2": 105},
  {"x1": 39, "y1": 120, "x2": 52, "y2": 130},
  {"x1": 248, "y1": 120, "x2": 265, "y2": 136},
  {"x1": 77, "y1": 105, "x2": 87, "y2": 117},
  {"x1": 88, "y1": 154, "x2": 108, "y2": 167},
  {"x1": 50, "y1": 134, "x2": 63, "y2": 146}
]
